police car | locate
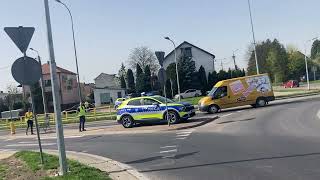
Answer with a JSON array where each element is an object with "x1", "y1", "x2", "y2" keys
[{"x1": 116, "y1": 95, "x2": 195, "y2": 128}]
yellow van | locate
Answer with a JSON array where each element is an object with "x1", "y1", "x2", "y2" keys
[{"x1": 198, "y1": 74, "x2": 275, "y2": 113}]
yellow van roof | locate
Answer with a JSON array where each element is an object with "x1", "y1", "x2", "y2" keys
[{"x1": 214, "y1": 73, "x2": 269, "y2": 87}]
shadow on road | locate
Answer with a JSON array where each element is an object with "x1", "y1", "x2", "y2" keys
[
  {"x1": 125, "y1": 151, "x2": 199, "y2": 164},
  {"x1": 139, "y1": 151, "x2": 320, "y2": 173}
]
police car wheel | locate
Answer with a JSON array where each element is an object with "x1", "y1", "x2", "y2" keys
[
  {"x1": 121, "y1": 115, "x2": 134, "y2": 128},
  {"x1": 166, "y1": 111, "x2": 179, "y2": 124}
]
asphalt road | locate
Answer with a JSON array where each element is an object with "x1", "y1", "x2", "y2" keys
[{"x1": 2, "y1": 95, "x2": 320, "y2": 180}]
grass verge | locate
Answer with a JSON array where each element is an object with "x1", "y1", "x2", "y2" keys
[
  {"x1": 0, "y1": 164, "x2": 7, "y2": 180},
  {"x1": 13, "y1": 151, "x2": 111, "y2": 180}
]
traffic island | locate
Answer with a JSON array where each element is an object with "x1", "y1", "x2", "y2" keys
[{"x1": 0, "y1": 151, "x2": 112, "y2": 180}]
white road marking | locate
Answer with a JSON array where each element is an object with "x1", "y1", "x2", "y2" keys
[
  {"x1": 176, "y1": 131, "x2": 193, "y2": 135},
  {"x1": 18, "y1": 141, "x2": 36, "y2": 144},
  {"x1": 159, "y1": 149, "x2": 177, "y2": 154},
  {"x1": 40, "y1": 135, "x2": 83, "y2": 140},
  {"x1": 160, "y1": 145, "x2": 177, "y2": 149},
  {"x1": 6, "y1": 143, "x2": 56, "y2": 147},
  {"x1": 176, "y1": 137, "x2": 187, "y2": 140},
  {"x1": 317, "y1": 109, "x2": 320, "y2": 119},
  {"x1": 162, "y1": 155, "x2": 175, "y2": 158},
  {"x1": 176, "y1": 134, "x2": 190, "y2": 137},
  {"x1": 237, "y1": 110, "x2": 243, "y2": 113},
  {"x1": 220, "y1": 113, "x2": 233, "y2": 118}
]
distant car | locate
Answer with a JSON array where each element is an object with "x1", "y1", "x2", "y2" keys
[
  {"x1": 114, "y1": 98, "x2": 126, "y2": 109},
  {"x1": 174, "y1": 89, "x2": 201, "y2": 99},
  {"x1": 283, "y1": 80, "x2": 299, "y2": 88}
]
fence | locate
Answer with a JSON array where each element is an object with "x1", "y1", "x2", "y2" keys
[{"x1": 0, "y1": 105, "x2": 116, "y2": 130}]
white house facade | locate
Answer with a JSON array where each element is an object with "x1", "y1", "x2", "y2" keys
[
  {"x1": 163, "y1": 41, "x2": 215, "y2": 76},
  {"x1": 94, "y1": 73, "x2": 125, "y2": 106}
]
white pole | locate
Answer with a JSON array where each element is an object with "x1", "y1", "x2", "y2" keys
[
  {"x1": 247, "y1": 0, "x2": 259, "y2": 74},
  {"x1": 43, "y1": 0, "x2": 68, "y2": 175},
  {"x1": 304, "y1": 45, "x2": 310, "y2": 90}
]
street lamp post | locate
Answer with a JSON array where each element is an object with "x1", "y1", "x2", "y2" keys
[
  {"x1": 304, "y1": 37, "x2": 317, "y2": 90},
  {"x1": 55, "y1": 0, "x2": 82, "y2": 102},
  {"x1": 247, "y1": 0, "x2": 259, "y2": 74},
  {"x1": 164, "y1": 37, "x2": 181, "y2": 102},
  {"x1": 30, "y1": 48, "x2": 48, "y2": 115},
  {"x1": 232, "y1": 49, "x2": 239, "y2": 70}
]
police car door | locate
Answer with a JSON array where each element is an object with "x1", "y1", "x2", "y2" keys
[{"x1": 142, "y1": 98, "x2": 162, "y2": 120}]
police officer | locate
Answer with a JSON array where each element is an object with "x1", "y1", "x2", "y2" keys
[
  {"x1": 25, "y1": 108, "x2": 34, "y2": 135},
  {"x1": 78, "y1": 103, "x2": 86, "y2": 132}
]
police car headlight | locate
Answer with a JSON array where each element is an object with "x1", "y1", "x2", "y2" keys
[{"x1": 179, "y1": 106, "x2": 186, "y2": 112}]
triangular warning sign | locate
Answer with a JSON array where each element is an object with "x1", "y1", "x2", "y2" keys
[{"x1": 4, "y1": 26, "x2": 35, "y2": 53}]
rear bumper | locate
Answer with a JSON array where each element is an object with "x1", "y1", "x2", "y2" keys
[{"x1": 266, "y1": 96, "x2": 275, "y2": 102}]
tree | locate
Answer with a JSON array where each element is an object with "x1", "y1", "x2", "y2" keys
[
  {"x1": 166, "y1": 63, "x2": 178, "y2": 95},
  {"x1": 126, "y1": 69, "x2": 135, "y2": 94},
  {"x1": 128, "y1": 46, "x2": 160, "y2": 74},
  {"x1": 217, "y1": 70, "x2": 228, "y2": 81},
  {"x1": 247, "y1": 39, "x2": 273, "y2": 75},
  {"x1": 177, "y1": 55, "x2": 196, "y2": 91},
  {"x1": 120, "y1": 75, "x2": 126, "y2": 89},
  {"x1": 311, "y1": 40, "x2": 320, "y2": 59},
  {"x1": 198, "y1": 66, "x2": 207, "y2": 95},
  {"x1": 207, "y1": 71, "x2": 218, "y2": 90},
  {"x1": 165, "y1": 79, "x2": 172, "y2": 99},
  {"x1": 118, "y1": 63, "x2": 126, "y2": 77},
  {"x1": 135, "y1": 64, "x2": 145, "y2": 93},
  {"x1": 30, "y1": 82, "x2": 44, "y2": 113},
  {"x1": 144, "y1": 65, "x2": 152, "y2": 92},
  {"x1": 287, "y1": 50, "x2": 306, "y2": 81}
]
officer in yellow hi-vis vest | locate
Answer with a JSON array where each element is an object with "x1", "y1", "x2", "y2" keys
[
  {"x1": 25, "y1": 108, "x2": 34, "y2": 135},
  {"x1": 78, "y1": 103, "x2": 86, "y2": 132}
]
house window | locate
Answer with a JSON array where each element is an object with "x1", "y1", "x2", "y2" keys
[
  {"x1": 181, "y1": 47, "x2": 192, "y2": 58},
  {"x1": 44, "y1": 80, "x2": 51, "y2": 87},
  {"x1": 117, "y1": 92, "x2": 122, "y2": 98}
]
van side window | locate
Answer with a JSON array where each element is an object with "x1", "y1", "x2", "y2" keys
[{"x1": 214, "y1": 86, "x2": 228, "y2": 99}]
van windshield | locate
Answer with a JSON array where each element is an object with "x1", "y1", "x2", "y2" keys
[{"x1": 208, "y1": 87, "x2": 218, "y2": 96}]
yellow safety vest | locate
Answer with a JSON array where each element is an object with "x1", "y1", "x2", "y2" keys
[
  {"x1": 79, "y1": 106, "x2": 86, "y2": 117},
  {"x1": 25, "y1": 112, "x2": 33, "y2": 120}
]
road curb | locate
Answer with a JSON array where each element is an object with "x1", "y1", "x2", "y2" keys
[{"x1": 43, "y1": 149, "x2": 149, "y2": 180}]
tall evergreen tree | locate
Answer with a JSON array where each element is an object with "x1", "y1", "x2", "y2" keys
[
  {"x1": 120, "y1": 75, "x2": 126, "y2": 89},
  {"x1": 198, "y1": 66, "x2": 207, "y2": 95},
  {"x1": 135, "y1": 63, "x2": 145, "y2": 93},
  {"x1": 177, "y1": 55, "x2": 196, "y2": 91},
  {"x1": 144, "y1": 65, "x2": 152, "y2": 92},
  {"x1": 165, "y1": 79, "x2": 172, "y2": 99},
  {"x1": 126, "y1": 69, "x2": 135, "y2": 94},
  {"x1": 217, "y1": 70, "x2": 228, "y2": 81}
]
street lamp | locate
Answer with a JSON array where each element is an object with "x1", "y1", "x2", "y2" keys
[
  {"x1": 55, "y1": 0, "x2": 82, "y2": 102},
  {"x1": 29, "y1": 48, "x2": 48, "y2": 115},
  {"x1": 247, "y1": 0, "x2": 259, "y2": 74},
  {"x1": 164, "y1": 37, "x2": 181, "y2": 102},
  {"x1": 232, "y1": 49, "x2": 239, "y2": 70},
  {"x1": 304, "y1": 37, "x2": 318, "y2": 90}
]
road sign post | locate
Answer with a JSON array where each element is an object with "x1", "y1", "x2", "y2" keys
[
  {"x1": 5, "y1": 26, "x2": 44, "y2": 165},
  {"x1": 156, "y1": 51, "x2": 170, "y2": 126},
  {"x1": 43, "y1": 0, "x2": 68, "y2": 175}
]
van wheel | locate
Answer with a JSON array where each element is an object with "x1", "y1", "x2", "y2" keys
[
  {"x1": 256, "y1": 98, "x2": 266, "y2": 107},
  {"x1": 208, "y1": 105, "x2": 219, "y2": 114},
  {"x1": 165, "y1": 111, "x2": 180, "y2": 124},
  {"x1": 121, "y1": 115, "x2": 134, "y2": 128}
]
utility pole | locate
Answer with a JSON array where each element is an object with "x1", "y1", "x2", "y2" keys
[
  {"x1": 247, "y1": 0, "x2": 259, "y2": 74},
  {"x1": 43, "y1": 0, "x2": 68, "y2": 175},
  {"x1": 232, "y1": 49, "x2": 239, "y2": 70}
]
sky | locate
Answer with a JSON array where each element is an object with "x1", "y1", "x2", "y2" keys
[{"x1": 0, "y1": 0, "x2": 319, "y2": 91}]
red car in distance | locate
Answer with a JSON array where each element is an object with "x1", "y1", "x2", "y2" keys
[{"x1": 283, "y1": 80, "x2": 299, "y2": 88}]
